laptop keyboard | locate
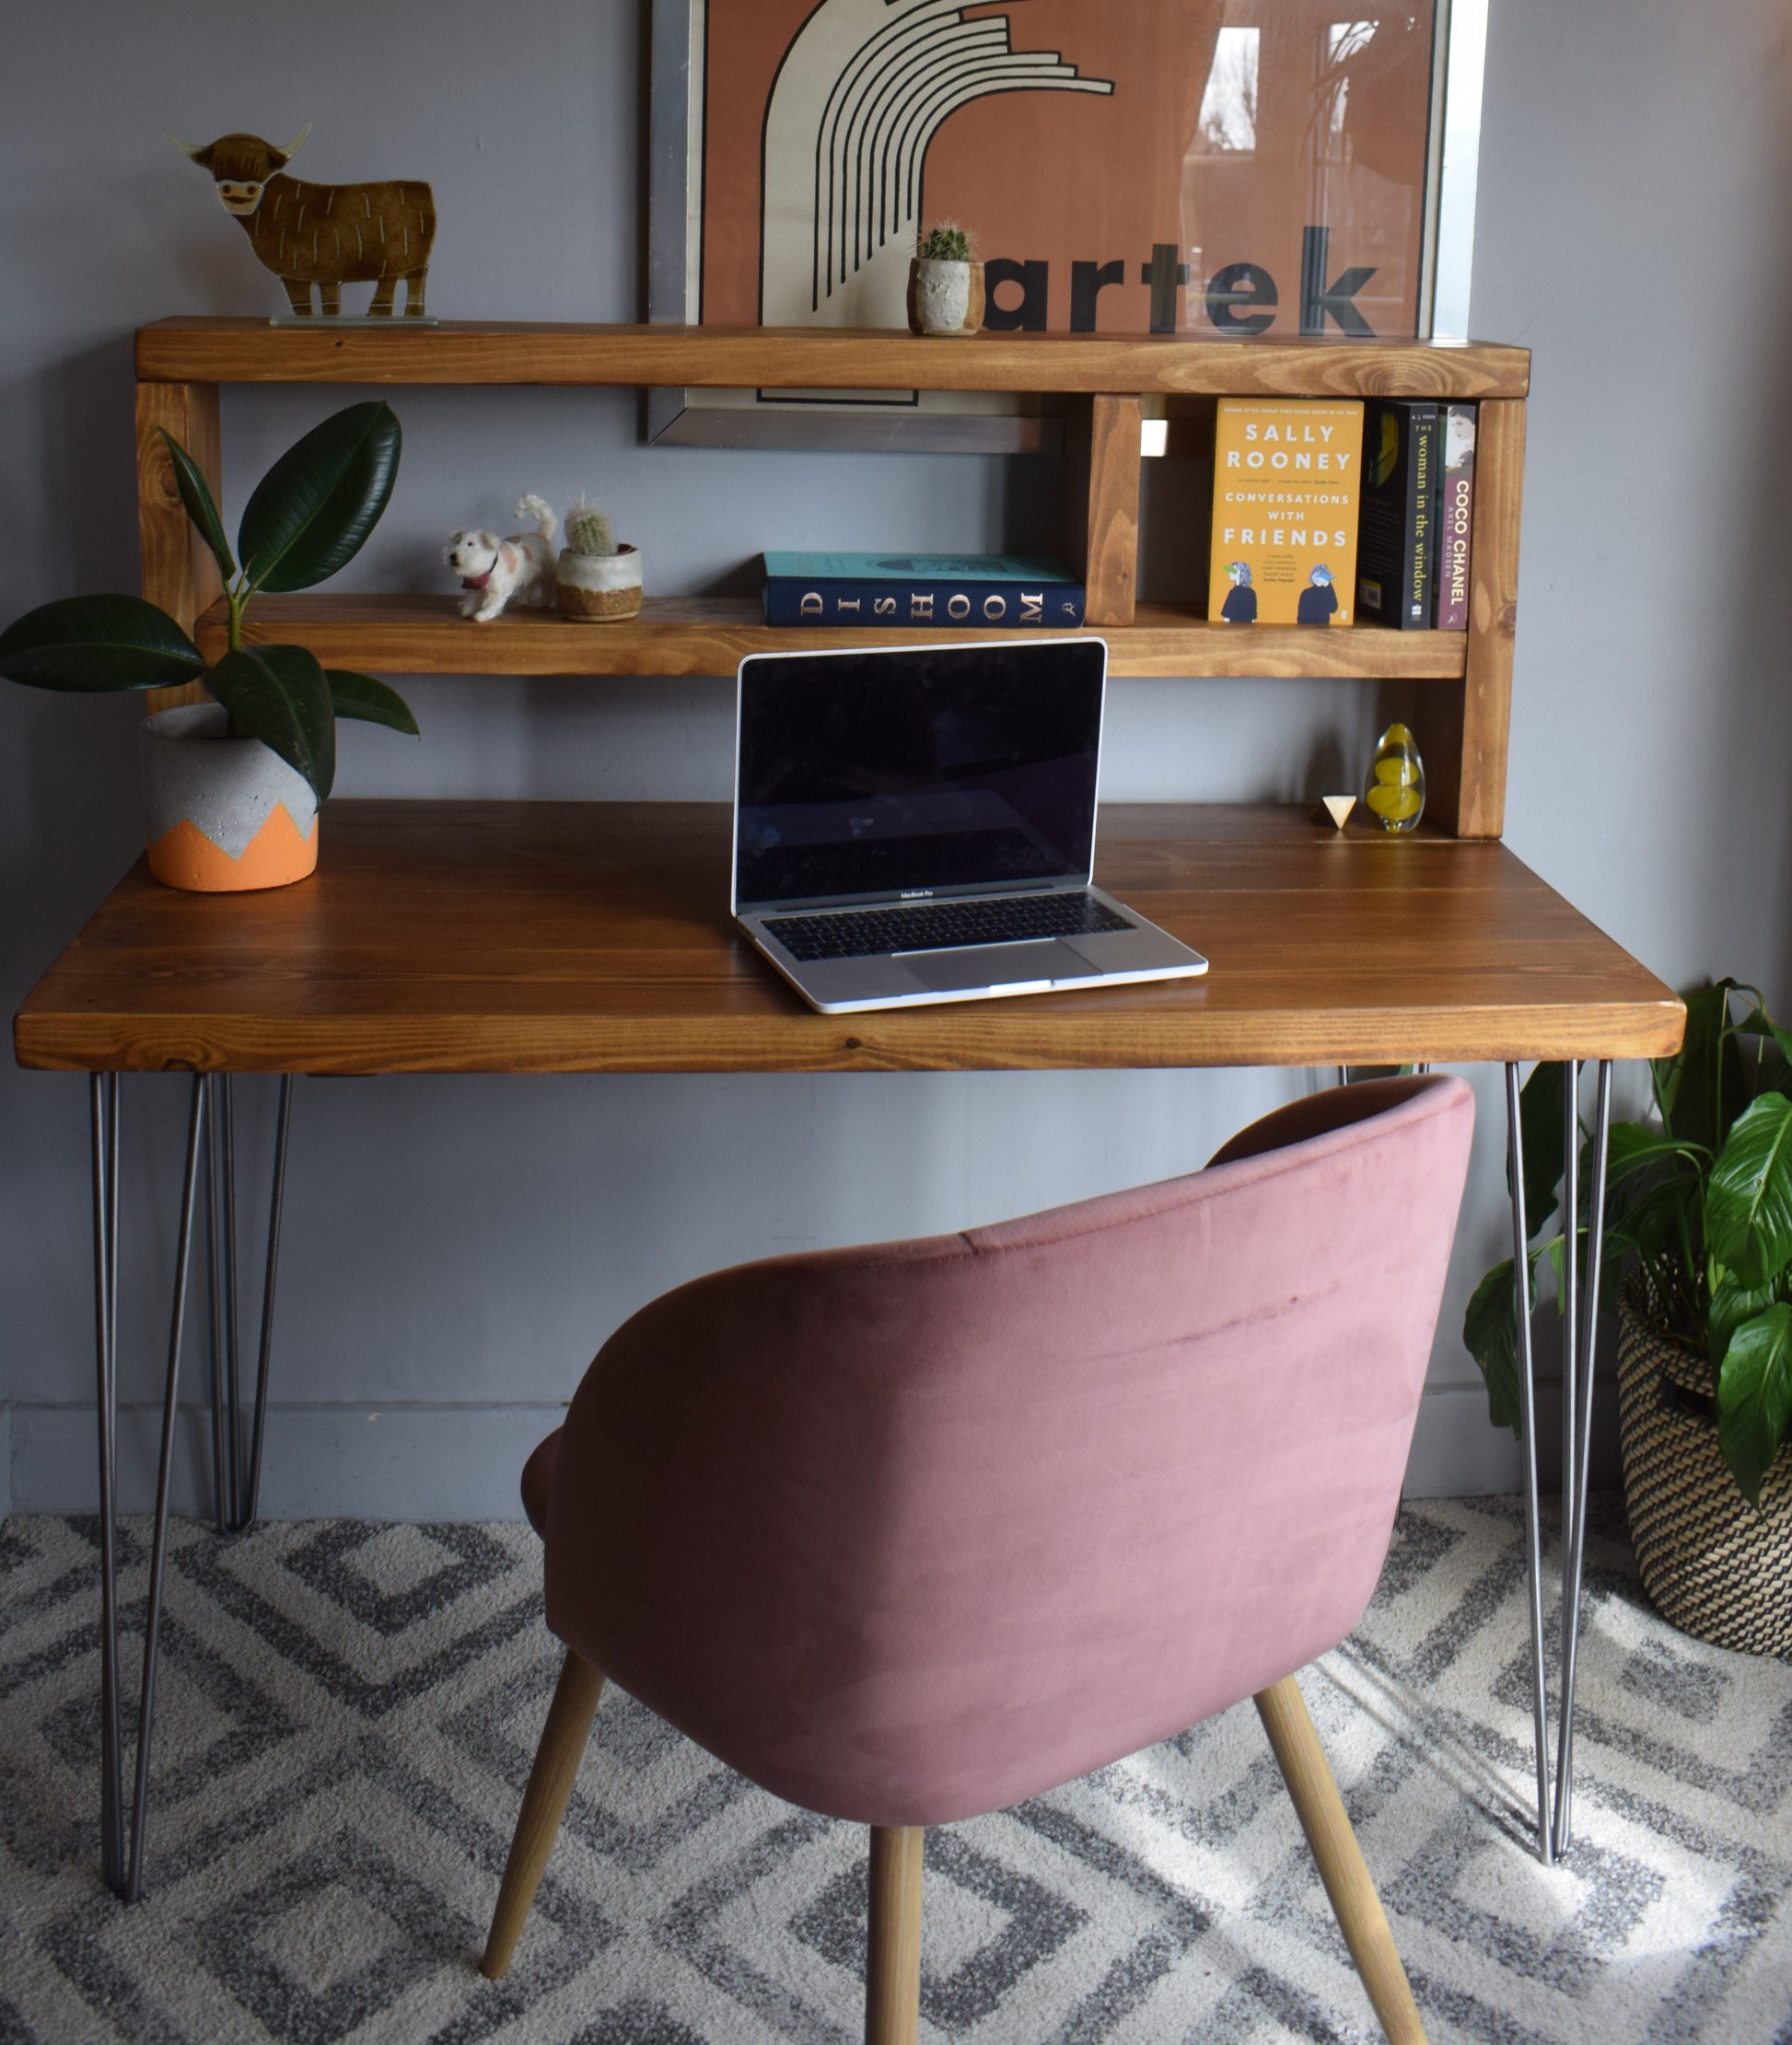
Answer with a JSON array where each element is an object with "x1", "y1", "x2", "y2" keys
[{"x1": 762, "y1": 893, "x2": 1134, "y2": 963}]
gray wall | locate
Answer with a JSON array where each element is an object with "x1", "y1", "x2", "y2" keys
[{"x1": 3, "y1": 1, "x2": 1786, "y2": 1517}]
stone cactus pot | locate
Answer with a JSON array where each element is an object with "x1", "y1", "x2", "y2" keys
[
  {"x1": 143, "y1": 703, "x2": 319, "y2": 891},
  {"x1": 556, "y1": 542, "x2": 644, "y2": 622},
  {"x1": 906, "y1": 259, "x2": 984, "y2": 337}
]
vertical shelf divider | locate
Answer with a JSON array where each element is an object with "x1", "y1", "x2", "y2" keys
[
  {"x1": 1425, "y1": 395, "x2": 1525, "y2": 839},
  {"x1": 1063, "y1": 394, "x2": 1142, "y2": 627},
  {"x1": 137, "y1": 380, "x2": 222, "y2": 714}
]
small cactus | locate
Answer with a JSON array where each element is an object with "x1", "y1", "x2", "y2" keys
[
  {"x1": 916, "y1": 220, "x2": 972, "y2": 263},
  {"x1": 564, "y1": 498, "x2": 617, "y2": 557}
]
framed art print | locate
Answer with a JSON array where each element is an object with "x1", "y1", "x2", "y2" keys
[{"x1": 647, "y1": 0, "x2": 1485, "y2": 449}]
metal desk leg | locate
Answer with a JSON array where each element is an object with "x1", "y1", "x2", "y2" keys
[
  {"x1": 85, "y1": 1072, "x2": 294, "y2": 1898},
  {"x1": 204, "y1": 1075, "x2": 247, "y2": 1533},
  {"x1": 1553, "y1": 1060, "x2": 1612, "y2": 1855},
  {"x1": 89, "y1": 1075, "x2": 124, "y2": 1892},
  {"x1": 124, "y1": 1074, "x2": 207, "y2": 1902},
  {"x1": 1504, "y1": 1063, "x2": 1555, "y2": 1865},
  {"x1": 240, "y1": 1075, "x2": 295, "y2": 1528}
]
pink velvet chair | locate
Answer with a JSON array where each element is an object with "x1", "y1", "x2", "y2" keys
[{"x1": 483, "y1": 1074, "x2": 1473, "y2": 2043}]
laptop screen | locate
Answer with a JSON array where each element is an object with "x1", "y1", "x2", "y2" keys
[{"x1": 734, "y1": 639, "x2": 1107, "y2": 912}]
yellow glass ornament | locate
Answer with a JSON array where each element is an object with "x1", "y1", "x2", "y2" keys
[{"x1": 1364, "y1": 723, "x2": 1425, "y2": 831}]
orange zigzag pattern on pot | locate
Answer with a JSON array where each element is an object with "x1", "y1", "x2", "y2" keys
[{"x1": 147, "y1": 803, "x2": 319, "y2": 892}]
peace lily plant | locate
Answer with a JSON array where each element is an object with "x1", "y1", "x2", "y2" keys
[
  {"x1": 1465, "y1": 980, "x2": 1792, "y2": 1508},
  {"x1": 0, "y1": 401, "x2": 417, "y2": 812}
]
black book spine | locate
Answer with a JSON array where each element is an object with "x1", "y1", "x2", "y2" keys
[
  {"x1": 1356, "y1": 401, "x2": 1440, "y2": 630},
  {"x1": 1406, "y1": 407, "x2": 1439, "y2": 629}
]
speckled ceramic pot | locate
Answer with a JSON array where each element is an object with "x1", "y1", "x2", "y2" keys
[
  {"x1": 906, "y1": 259, "x2": 984, "y2": 336},
  {"x1": 142, "y1": 703, "x2": 319, "y2": 891},
  {"x1": 556, "y1": 542, "x2": 644, "y2": 621}
]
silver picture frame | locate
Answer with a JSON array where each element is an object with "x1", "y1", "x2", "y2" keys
[{"x1": 646, "y1": 0, "x2": 1486, "y2": 453}]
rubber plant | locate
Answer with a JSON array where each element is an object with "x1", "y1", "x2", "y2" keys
[
  {"x1": 1464, "y1": 979, "x2": 1792, "y2": 1507},
  {"x1": 0, "y1": 401, "x2": 416, "y2": 800}
]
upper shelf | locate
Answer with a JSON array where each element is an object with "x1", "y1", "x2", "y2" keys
[{"x1": 137, "y1": 320, "x2": 1530, "y2": 401}]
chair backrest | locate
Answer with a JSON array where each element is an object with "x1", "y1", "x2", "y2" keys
[{"x1": 545, "y1": 1074, "x2": 1474, "y2": 1827}]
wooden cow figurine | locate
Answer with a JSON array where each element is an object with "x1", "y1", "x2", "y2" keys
[{"x1": 170, "y1": 125, "x2": 435, "y2": 317}]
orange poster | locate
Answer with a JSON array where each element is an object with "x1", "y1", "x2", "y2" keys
[{"x1": 694, "y1": 0, "x2": 1437, "y2": 339}]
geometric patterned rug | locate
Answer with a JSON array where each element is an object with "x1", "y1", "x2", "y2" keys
[{"x1": 2, "y1": 1498, "x2": 1788, "y2": 2044}]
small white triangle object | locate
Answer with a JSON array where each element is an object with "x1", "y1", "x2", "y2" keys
[{"x1": 1318, "y1": 795, "x2": 1356, "y2": 830}]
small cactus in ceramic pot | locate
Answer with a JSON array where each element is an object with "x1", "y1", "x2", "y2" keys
[
  {"x1": 908, "y1": 221, "x2": 983, "y2": 337},
  {"x1": 556, "y1": 496, "x2": 642, "y2": 621}
]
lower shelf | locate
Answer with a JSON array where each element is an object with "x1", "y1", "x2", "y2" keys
[{"x1": 199, "y1": 593, "x2": 1472, "y2": 681}]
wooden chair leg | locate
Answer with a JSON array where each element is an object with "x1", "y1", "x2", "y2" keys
[
  {"x1": 480, "y1": 1648, "x2": 606, "y2": 1980},
  {"x1": 1254, "y1": 1674, "x2": 1426, "y2": 2044},
  {"x1": 865, "y1": 1824, "x2": 924, "y2": 2045}
]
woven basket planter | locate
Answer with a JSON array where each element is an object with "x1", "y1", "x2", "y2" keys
[{"x1": 1615, "y1": 1276, "x2": 1792, "y2": 1656}]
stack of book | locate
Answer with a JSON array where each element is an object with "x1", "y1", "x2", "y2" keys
[
  {"x1": 1356, "y1": 401, "x2": 1477, "y2": 631},
  {"x1": 1204, "y1": 400, "x2": 1475, "y2": 631}
]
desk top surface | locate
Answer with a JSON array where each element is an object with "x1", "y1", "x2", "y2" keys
[{"x1": 14, "y1": 802, "x2": 1683, "y2": 1075}]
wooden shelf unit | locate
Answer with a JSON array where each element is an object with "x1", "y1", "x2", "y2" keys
[{"x1": 135, "y1": 318, "x2": 1529, "y2": 837}]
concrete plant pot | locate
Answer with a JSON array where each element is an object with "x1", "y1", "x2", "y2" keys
[
  {"x1": 556, "y1": 543, "x2": 644, "y2": 622},
  {"x1": 907, "y1": 259, "x2": 984, "y2": 337},
  {"x1": 143, "y1": 703, "x2": 319, "y2": 891}
]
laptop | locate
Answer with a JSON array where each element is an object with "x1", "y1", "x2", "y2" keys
[{"x1": 731, "y1": 637, "x2": 1210, "y2": 1015}]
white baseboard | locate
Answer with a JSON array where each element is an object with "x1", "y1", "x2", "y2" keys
[
  {"x1": 6, "y1": 1402, "x2": 567, "y2": 1520},
  {"x1": 5, "y1": 1381, "x2": 1622, "y2": 1522},
  {"x1": 1403, "y1": 1379, "x2": 1622, "y2": 1499}
]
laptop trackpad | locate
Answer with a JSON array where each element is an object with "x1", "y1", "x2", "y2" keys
[{"x1": 902, "y1": 940, "x2": 1101, "y2": 993}]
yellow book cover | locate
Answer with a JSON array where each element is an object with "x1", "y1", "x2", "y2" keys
[{"x1": 1208, "y1": 399, "x2": 1365, "y2": 627}]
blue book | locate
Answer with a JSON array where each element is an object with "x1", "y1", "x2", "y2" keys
[{"x1": 762, "y1": 552, "x2": 1085, "y2": 629}]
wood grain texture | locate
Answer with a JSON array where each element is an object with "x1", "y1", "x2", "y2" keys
[
  {"x1": 137, "y1": 381, "x2": 222, "y2": 713},
  {"x1": 1256, "y1": 1676, "x2": 1426, "y2": 2043},
  {"x1": 199, "y1": 593, "x2": 1473, "y2": 682},
  {"x1": 12, "y1": 802, "x2": 1684, "y2": 1075},
  {"x1": 1062, "y1": 395, "x2": 1142, "y2": 626},
  {"x1": 1426, "y1": 399, "x2": 1524, "y2": 839},
  {"x1": 866, "y1": 1827, "x2": 925, "y2": 2045},
  {"x1": 481, "y1": 1651, "x2": 605, "y2": 1980},
  {"x1": 135, "y1": 320, "x2": 1531, "y2": 400}
]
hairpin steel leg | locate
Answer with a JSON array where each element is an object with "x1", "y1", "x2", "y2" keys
[
  {"x1": 1558, "y1": 1061, "x2": 1581, "y2": 1720},
  {"x1": 1505, "y1": 1062, "x2": 1554, "y2": 1864},
  {"x1": 123, "y1": 1074, "x2": 206, "y2": 1902},
  {"x1": 204, "y1": 1077, "x2": 230, "y2": 1536},
  {"x1": 241, "y1": 1075, "x2": 294, "y2": 1531},
  {"x1": 220, "y1": 1075, "x2": 244, "y2": 1529},
  {"x1": 1553, "y1": 1060, "x2": 1612, "y2": 1856},
  {"x1": 90, "y1": 1075, "x2": 125, "y2": 1892}
]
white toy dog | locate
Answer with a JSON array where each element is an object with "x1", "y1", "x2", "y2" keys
[{"x1": 446, "y1": 495, "x2": 557, "y2": 621}]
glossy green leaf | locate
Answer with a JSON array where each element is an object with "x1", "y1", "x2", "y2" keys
[
  {"x1": 1659, "y1": 980, "x2": 1747, "y2": 1153},
  {"x1": 205, "y1": 645, "x2": 336, "y2": 802},
  {"x1": 325, "y1": 668, "x2": 419, "y2": 736},
  {"x1": 1736, "y1": 1004, "x2": 1792, "y2": 1087},
  {"x1": 1708, "y1": 1269, "x2": 1781, "y2": 1370},
  {"x1": 1717, "y1": 1302, "x2": 1792, "y2": 1507},
  {"x1": 1504, "y1": 1060, "x2": 1568, "y2": 1240},
  {"x1": 239, "y1": 401, "x2": 401, "y2": 594},
  {"x1": 1706, "y1": 1091, "x2": 1792, "y2": 1287},
  {"x1": 1603, "y1": 1121, "x2": 1708, "y2": 1191},
  {"x1": 1463, "y1": 1253, "x2": 1537, "y2": 1435},
  {"x1": 158, "y1": 428, "x2": 235, "y2": 583},
  {"x1": 0, "y1": 595, "x2": 204, "y2": 692}
]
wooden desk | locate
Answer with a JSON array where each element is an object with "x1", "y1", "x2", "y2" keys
[
  {"x1": 15, "y1": 800, "x2": 1681, "y2": 1074},
  {"x1": 13, "y1": 801, "x2": 1684, "y2": 1898}
]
